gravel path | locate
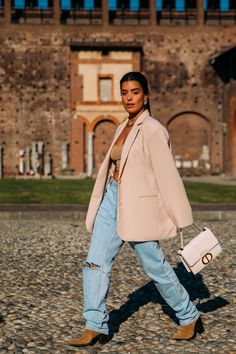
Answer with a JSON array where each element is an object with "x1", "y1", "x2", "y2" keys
[{"x1": 0, "y1": 220, "x2": 235, "y2": 354}]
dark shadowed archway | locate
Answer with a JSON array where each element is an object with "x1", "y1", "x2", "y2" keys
[
  {"x1": 167, "y1": 112, "x2": 212, "y2": 175},
  {"x1": 93, "y1": 119, "x2": 117, "y2": 171}
]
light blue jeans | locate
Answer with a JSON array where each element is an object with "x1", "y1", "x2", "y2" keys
[{"x1": 83, "y1": 179, "x2": 199, "y2": 335}]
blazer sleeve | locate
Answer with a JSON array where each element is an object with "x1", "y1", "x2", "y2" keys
[{"x1": 143, "y1": 121, "x2": 193, "y2": 228}]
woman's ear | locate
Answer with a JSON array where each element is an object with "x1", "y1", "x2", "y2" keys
[{"x1": 144, "y1": 95, "x2": 148, "y2": 105}]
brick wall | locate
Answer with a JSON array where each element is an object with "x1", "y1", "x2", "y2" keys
[{"x1": 0, "y1": 26, "x2": 235, "y2": 177}]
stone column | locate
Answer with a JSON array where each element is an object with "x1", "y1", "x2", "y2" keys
[
  {"x1": 4, "y1": 0, "x2": 11, "y2": 25},
  {"x1": 25, "y1": 147, "x2": 31, "y2": 175},
  {"x1": 44, "y1": 153, "x2": 52, "y2": 176},
  {"x1": 53, "y1": 0, "x2": 60, "y2": 25},
  {"x1": 37, "y1": 141, "x2": 44, "y2": 175},
  {"x1": 197, "y1": 0, "x2": 204, "y2": 25},
  {"x1": 87, "y1": 132, "x2": 94, "y2": 177},
  {"x1": 149, "y1": 0, "x2": 157, "y2": 27},
  {"x1": 19, "y1": 149, "x2": 25, "y2": 175},
  {"x1": 31, "y1": 141, "x2": 38, "y2": 175},
  {"x1": 102, "y1": 0, "x2": 109, "y2": 27},
  {"x1": 62, "y1": 141, "x2": 69, "y2": 170},
  {"x1": 0, "y1": 146, "x2": 3, "y2": 178}
]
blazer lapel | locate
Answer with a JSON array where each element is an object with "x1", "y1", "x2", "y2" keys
[
  {"x1": 118, "y1": 125, "x2": 140, "y2": 179},
  {"x1": 118, "y1": 110, "x2": 150, "y2": 179}
]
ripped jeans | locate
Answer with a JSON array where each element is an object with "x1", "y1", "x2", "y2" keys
[{"x1": 83, "y1": 179, "x2": 199, "y2": 335}]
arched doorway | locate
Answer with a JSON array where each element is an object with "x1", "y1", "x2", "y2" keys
[
  {"x1": 233, "y1": 109, "x2": 236, "y2": 174},
  {"x1": 210, "y1": 46, "x2": 236, "y2": 176},
  {"x1": 93, "y1": 119, "x2": 117, "y2": 171},
  {"x1": 167, "y1": 112, "x2": 212, "y2": 175},
  {"x1": 225, "y1": 84, "x2": 236, "y2": 176}
]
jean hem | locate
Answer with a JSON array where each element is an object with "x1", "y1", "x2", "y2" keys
[
  {"x1": 178, "y1": 313, "x2": 200, "y2": 326},
  {"x1": 85, "y1": 326, "x2": 109, "y2": 335}
]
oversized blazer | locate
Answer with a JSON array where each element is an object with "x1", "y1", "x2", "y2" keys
[{"x1": 86, "y1": 109, "x2": 193, "y2": 241}]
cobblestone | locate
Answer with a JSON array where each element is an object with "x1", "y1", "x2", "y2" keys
[{"x1": 0, "y1": 220, "x2": 235, "y2": 353}]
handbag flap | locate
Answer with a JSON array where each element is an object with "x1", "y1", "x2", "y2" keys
[{"x1": 180, "y1": 228, "x2": 220, "y2": 267}]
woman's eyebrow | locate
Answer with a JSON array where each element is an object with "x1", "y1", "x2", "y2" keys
[{"x1": 121, "y1": 88, "x2": 140, "y2": 92}]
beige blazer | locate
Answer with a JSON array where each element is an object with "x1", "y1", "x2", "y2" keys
[{"x1": 86, "y1": 110, "x2": 193, "y2": 241}]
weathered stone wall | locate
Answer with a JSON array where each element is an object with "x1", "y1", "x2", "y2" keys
[
  {"x1": 0, "y1": 32, "x2": 71, "y2": 177},
  {"x1": 0, "y1": 26, "x2": 235, "y2": 177}
]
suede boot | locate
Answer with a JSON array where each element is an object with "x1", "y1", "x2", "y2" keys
[
  {"x1": 171, "y1": 317, "x2": 204, "y2": 340},
  {"x1": 66, "y1": 329, "x2": 109, "y2": 347}
]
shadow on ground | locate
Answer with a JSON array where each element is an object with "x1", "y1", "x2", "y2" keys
[{"x1": 108, "y1": 263, "x2": 229, "y2": 338}]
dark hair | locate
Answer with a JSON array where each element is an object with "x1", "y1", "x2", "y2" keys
[{"x1": 120, "y1": 71, "x2": 151, "y2": 113}]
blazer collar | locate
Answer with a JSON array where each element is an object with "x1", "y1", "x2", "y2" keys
[{"x1": 124, "y1": 109, "x2": 150, "y2": 127}]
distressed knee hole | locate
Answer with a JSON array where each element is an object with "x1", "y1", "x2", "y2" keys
[{"x1": 84, "y1": 262, "x2": 101, "y2": 269}]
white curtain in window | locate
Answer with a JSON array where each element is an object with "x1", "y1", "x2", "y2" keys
[{"x1": 100, "y1": 78, "x2": 112, "y2": 101}]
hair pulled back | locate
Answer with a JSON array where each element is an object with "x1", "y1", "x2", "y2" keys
[{"x1": 120, "y1": 72, "x2": 151, "y2": 113}]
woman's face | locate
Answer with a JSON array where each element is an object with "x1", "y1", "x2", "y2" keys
[{"x1": 121, "y1": 80, "x2": 148, "y2": 117}]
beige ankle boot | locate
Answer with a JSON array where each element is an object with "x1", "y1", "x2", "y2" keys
[
  {"x1": 66, "y1": 329, "x2": 108, "y2": 347},
  {"x1": 171, "y1": 317, "x2": 204, "y2": 340}
]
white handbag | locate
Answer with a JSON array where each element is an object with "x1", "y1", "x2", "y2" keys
[{"x1": 177, "y1": 224, "x2": 222, "y2": 274}]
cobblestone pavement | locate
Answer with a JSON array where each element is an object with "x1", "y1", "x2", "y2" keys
[{"x1": 0, "y1": 220, "x2": 235, "y2": 354}]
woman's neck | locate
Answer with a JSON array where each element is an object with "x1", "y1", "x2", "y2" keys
[{"x1": 128, "y1": 107, "x2": 146, "y2": 121}]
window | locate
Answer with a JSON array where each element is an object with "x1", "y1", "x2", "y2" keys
[
  {"x1": 99, "y1": 77, "x2": 112, "y2": 102},
  {"x1": 207, "y1": 0, "x2": 220, "y2": 9},
  {"x1": 117, "y1": 0, "x2": 129, "y2": 9},
  {"x1": 38, "y1": 0, "x2": 52, "y2": 8},
  {"x1": 220, "y1": 0, "x2": 229, "y2": 10},
  {"x1": 13, "y1": 0, "x2": 25, "y2": 9},
  {"x1": 61, "y1": 0, "x2": 71, "y2": 10},
  {"x1": 229, "y1": 0, "x2": 236, "y2": 9},
  {"x1": 109, "y1": 0, "x2": 117, "y2": 10},
  {"x1": 71, "y1": 0, "x2": 84, "y2": 8},
  {"x1": 140, "y1": 0, "x2": 148, "y2": 8},
  {"x1": 187, "y1": 0, "x2": 196, "y2": 9},
  {"x1": 130, "y1": 0, "x2": 139, "y2": 11},
  {"x1": 84, "y1": 0, "x2": 94, "y2": 9},
  {"x1": 25, "y1": 0, "x2": 38, "y2": 7},
  {"x1": 162, "y1": 0, "x2": 175, "y2": 10},
  {"x1": 94, "y1": 0, "x2": 101, "y2": 7}
]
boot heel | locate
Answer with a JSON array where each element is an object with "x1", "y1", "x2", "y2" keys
[
  {"x1": 196, "y1": 318, "x2": 204, "y2": 335},
  {"x1": 98, "y1": 334, "x2": 109, "y2": 345}
]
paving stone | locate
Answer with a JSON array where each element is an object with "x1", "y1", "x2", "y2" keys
[{"x1": 0, "y1": 220, "x2": 235, "y2": 353}]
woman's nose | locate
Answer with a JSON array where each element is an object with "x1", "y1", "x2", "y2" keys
[{"x1": 127, "y1": 93, "x2": 132, "y2": 100}]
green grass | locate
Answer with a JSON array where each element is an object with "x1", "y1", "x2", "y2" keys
[
  {"x1": 0, "y1": 178, "x2": 95, "y2": 204},
  {"x1": 0, "y1": 179, "x2": 235, "y2": 204},
  {"x1": 184, "y1": 181, "x2": 236, "y2": 204}
]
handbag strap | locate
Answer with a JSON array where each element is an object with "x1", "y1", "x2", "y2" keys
[{"x1": 179, "y1": 223, "x2": 204, "y2": 249}]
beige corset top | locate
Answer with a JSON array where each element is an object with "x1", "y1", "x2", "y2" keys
[{"x1": 110, "y1": 144, "x2": 123, "y2": 171}]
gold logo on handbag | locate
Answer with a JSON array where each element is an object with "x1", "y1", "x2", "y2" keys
[{"x1": 201, "y1": 252, "x2": 213, "y2": 265}]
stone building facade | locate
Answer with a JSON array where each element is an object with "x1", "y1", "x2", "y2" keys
[{"x1": 0, "y1": 0, "x2": 236, "y2": 178}]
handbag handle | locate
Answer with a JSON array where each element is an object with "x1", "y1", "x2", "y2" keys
[{"x1": 179, "y1": 223, "x2": 204, "y2": 249}]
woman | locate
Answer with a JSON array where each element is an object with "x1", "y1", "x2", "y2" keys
[{"x1": 67, "y1": 72, "x2": 203, "y2": 348}]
